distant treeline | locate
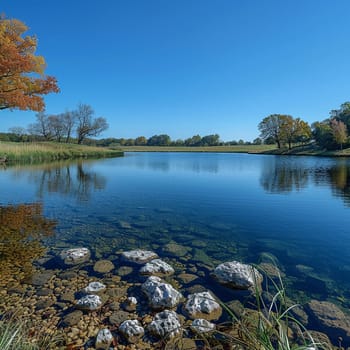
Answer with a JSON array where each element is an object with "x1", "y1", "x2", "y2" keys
[
  {"x1": 86, "y1": 134, "x2": 268, "y2": 147},
  {"x1": 0, "y1": 131, "x2": 267, "y2": 147}
]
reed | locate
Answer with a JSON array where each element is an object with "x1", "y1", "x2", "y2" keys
[
  {"x1": 0, "y1": 317, "x2": 64, "y2": 350},
  {"x1": 0, "y1": 141, "x2": 123, "y2": 164},
  {"x1": 166, "y1": 267, "x2": 333, "y2": 350}
]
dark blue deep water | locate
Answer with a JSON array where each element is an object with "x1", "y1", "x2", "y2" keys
[{"x1": 2, "y1": 152, "x2": 350, "y2": 330}]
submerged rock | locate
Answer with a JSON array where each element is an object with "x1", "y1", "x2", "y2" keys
[
  {"x1": 31, "y1": 271, "x2": 55, "y2": 286},
  {"x1": 177, "y1": 273, "x2": 198, "y2": 284},
  {"x1": 93, "y1": 259, "x2": 115, "y2": 273},
  {"x1": 141, "y1": 276, "x2": 182, "y2": 309},
  {"x1": 213, "y1": 261, "x2": 262, "y2": 289},
  {"x1": 84, "y1": 281, "x2": 106, "y2": 294},
  {"x1": 139, "y1": 259, "x2": 174, "y2": 276},
  {"x1": 61, "y1": 310, "x2": 83, "y2": 327},
  {"x1": 117, "y1": 266, "x2": 134, "y2": 276},
  {"x1": 307, "y1": 300, "x2": 350, "y2": 344},
  {"x1": 119, "y1": 319, "x2": 145, "y2": 343},
  {"x1": 191, "y1": 319, "x2": 216, "y2": 333},
  {"x1": 148, "y1": 310, "x2": 182, "y2": 338},
  {"x1": 163, "y1": 242, "x2": 191, "y2": 257},
  {"x1": 95, "y1": 328, "x2": 113, "y2": 350},
  {"x1": 184, "y1": 291, "x2": 222, "y2": 320},
  {"x1": 109, "y1": 310, "x2": 131, "y2": 325},
  {"x1": 121, "y1": 250, "x2": 158, "y2": 264},
  {"x1": 258, "y1": 262, "x2": 284, "y2": 278},
  {"x1": 123, "y1": 297, "x2": 137, "y2": 312},
  {"x1": 76, "y1": 294, "x2": 102, "y2": 311},
  {"x1": 60, "y1": 247, "x2": 91, "y2": 265}
]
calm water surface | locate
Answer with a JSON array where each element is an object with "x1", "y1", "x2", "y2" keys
[{"x1": 2, "y1": 152, "x2": 350, "y2": 306}]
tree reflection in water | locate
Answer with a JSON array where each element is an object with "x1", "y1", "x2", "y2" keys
[
  {"x1": 0, "y1": 203, "x2": 56, "y2": 283},
  {"x1": 23, "y1": 160, "x2": 107, "y2": 201},
  {"x1": 328, "y1": 160, "x2": 350, "y2": 206},
  {"x1": 260, "y1": 157, "x2": 309, "y2": 193},
  {"x1": 260, "y1": 156, "x2": 350, "y2": 206}
]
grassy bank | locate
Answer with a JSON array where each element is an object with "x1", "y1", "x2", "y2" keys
[
  {"x1": 0, "y1": 142, "x2": 123, "y2": 164},
  {"x1": 258, "y1": 144, "x2": 350, "y2": 157},
  {"x1": 121, "y1": 144, "x2": 277, "y2": 153},
  {"x1": 120, "y1": 144, "x2": 350, "y2": 157}
]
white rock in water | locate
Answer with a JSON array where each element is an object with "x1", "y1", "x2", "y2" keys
[
  {"x1": 141, "y1": 276, "x2": 182, "y2": 309},
  {"x1": 95, "y1": 328, "x2": 113, "y2": 349},
  {"x1": 76, "y1": 294, "x2": 102, "y2": 311},
  {"x1": 60, "y1": 247, "x2": 91, "y2": 265},
  {"x1": 121, "y1": 250, "x2": 158, "y2": 264},
  {"x1": 127, "y1": 296, "x2": 137, "y2": 305},
  {"x1": 119, "y1": 319, "x2": 144, "y2": 343},
  {"x1": 191, "y1": 319, "x2": 216, "y2": 333},
  {"x1": 84, "y1": 281, "x2": 106, "y2": 294},
  {"x1": 123, "y1": 297, "x2": 138, "y2": 312},
  {"x1": 148, "y1": 310, "x2": 181, "y2": 338},
  {"x1": 140, "y1": 259, "x2": 174, "y2": 276},
  {"x1": 184, "y1": 291, "x2": 222, "y2": 320},
  {"x1": 213, "y1": 261, "x2": 263, "y2": 289}
]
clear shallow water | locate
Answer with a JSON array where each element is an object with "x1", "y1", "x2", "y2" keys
[{"x1": 2, "y1": 152, "x2": 350, "y2": 306}]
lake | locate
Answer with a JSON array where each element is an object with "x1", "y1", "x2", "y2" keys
[{"x1": 1, "y1": 152, "x2": 350, "y2": 346}]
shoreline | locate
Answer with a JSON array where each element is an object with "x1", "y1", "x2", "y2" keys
[{"x1": 121, "y1": 144, "x2": 350, "y2": 157}]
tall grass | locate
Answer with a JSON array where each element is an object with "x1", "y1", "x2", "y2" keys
[
  {"x1": 0, "y1": 141, "x2": 123, "y2": 164},
  {"x1": 166, "y1": 267, "x2": 333, "y2": 350},
  {"x1": 0, "y1": 317, "x2": 63, "y2": 350},
  {"x1": 214, "y1": 267, "x2": 333, "y2": 350}
]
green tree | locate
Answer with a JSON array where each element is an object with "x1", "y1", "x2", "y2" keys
[
  {"x1": 135, "y1": 136, "x2": 147, "y2": 146},
  {"x1": 147, "y1": 134, "x2": 171, "y2": 146},
  {"x1": 125, "y1": 138, "x2": 135, "y2": 146},
  {"x1": 253, "y1": 137, "x2": 262, "y2": 145},
  {"x1": 280, "y1": 117, "x2": 312, "y2": 149},
  {"x1": 201, "y1": 134, "x2": 220, "y2": 146},
  {"x1": 258, "y1": 114, "x2": 289, "y2": 148},
  {"x1": 312, "y1": 121, "x2": 335, "y2": 149},
  {"x1": 185, "y1": 135, "x2": 202, "y2": 146},
  {"x1": 293, "y1": 118, "x2": 312, "y2": 144},
  {"x1": 174, "y1": 139, "x2": 185, "y2": 146}
]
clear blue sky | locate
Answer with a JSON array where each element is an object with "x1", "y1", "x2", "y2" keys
[{"x1": 2, "y1": 0, "x2": 350, "y2": 141}]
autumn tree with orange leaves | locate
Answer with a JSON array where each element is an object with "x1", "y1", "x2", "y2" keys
[{"x1": 0, "y1": 16, "x2": 59, "y2": 111}]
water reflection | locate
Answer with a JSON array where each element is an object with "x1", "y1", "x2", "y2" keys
[
  {"x1": 327, "y1": 160, "x2": 350, "y2": 206},
  {"x1": 0, "y1": 203, "x2": 56, "y2": 282},
  {"x1": 260, "y1": 156, "x2": 350, "y2": 205},
  {"x1": 260, "y1": 157, "x2": 309, "y2": 193},
  {"x1": 124, "y1": 153, "x2": 220, "y2": 173},
  {"x1": 23, "y1": 160, "x2": 107, "y2": 201}
]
